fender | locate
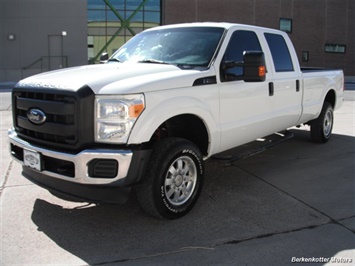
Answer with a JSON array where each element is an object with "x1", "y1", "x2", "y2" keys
[
  {"x1": 299, "y1": 70, "x2": 343, "y2": 124},
  {"x1": 128, "y1": 92, "x2": 221, "y2": 157},
  {"x1": 317, "y1": 72, "x2": 344, "y2": 116},
  {"x1": 325, "y1": 70, "x2": 344, "y2": 110}
]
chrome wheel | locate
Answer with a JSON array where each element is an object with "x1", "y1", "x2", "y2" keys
[
  {"x1": 323, "y1": 109, "x2": 333, "y2": 138},
  {"x1": 136, "y1": 138, "x2": 204, "y2": 219},
  {"x1": 164, "y1": 156, "x2": 197, "y2": 206},
  {"x1": 310, "y1": 102, "x2": 333, "y2": 143}
]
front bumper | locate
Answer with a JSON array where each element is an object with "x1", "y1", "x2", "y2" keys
[{"x1": 8, "y1": 129, "x2": 151, "y2": 203}]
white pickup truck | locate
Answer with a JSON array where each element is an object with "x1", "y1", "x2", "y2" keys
[{"x1": 9, "y1": 23, "x2": 344, "y2": 219}]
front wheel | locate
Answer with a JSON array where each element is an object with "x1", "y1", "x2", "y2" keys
[
  {"x1": 310, "y1": 102, "x2": 334, "y2": 143},
  {"x1": 136, "y1": 138, "x2": 204, "y2": 219}
]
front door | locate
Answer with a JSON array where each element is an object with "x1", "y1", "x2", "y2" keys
[{"x1": 218, "y1": 30, "x2": 273, "y2": 152}]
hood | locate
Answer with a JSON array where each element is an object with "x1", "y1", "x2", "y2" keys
[{"x1": 16, "y1": 63, "x2": 211, "y2": 94}]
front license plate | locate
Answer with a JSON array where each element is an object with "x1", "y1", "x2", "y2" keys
[{"x1": 24, "y1": 149, "x2": 42, "y2": 171}]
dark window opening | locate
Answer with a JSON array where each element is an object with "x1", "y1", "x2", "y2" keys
[
  {"x1": 221, "y1": 30, "x2": 262, "y2": 81},
  {"x1": 265, "y1": 33, "x2": 294, "y2": 72}
]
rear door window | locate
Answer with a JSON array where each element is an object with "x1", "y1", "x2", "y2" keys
[{"x1": 264, "y1": 33, "x2": 294, "y2": 72}]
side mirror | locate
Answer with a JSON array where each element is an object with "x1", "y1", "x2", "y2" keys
[
  {"x1": 243, "y1": 51, "x2": 266, "y2": 82},
  {"x1": 99, "y1": 52, "x2": 109, "y2": 64},
  {"x1": 222, "y1": 51, "x2": 266, "y2": 82}
]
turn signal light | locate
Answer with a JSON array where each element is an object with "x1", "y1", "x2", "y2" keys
[
  {"x1": 129, "y1": 103, "x2": 145, "y2": 118},
  {"x1": 259, "y1": 66, "x2": 266, "y2": 77}
]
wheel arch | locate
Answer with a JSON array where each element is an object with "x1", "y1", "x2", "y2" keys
[
  {"x1": 128, "y1": 96, "x2": 219, "y2": 157},
  {"x1": 150, "y1": 114, "x2": 210, "y2": 156},
  {"x1": 324, "y1": 89, "x2": 336, "y2": 108}
]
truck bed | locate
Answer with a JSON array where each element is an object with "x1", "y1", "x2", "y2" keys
[{"x1": 301, "y1": 67, "x2": 341, "y2": 73}]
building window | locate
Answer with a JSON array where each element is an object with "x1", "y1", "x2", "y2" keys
[
  {"x1": 325, "y1": 44, "x2": 346, "y2": 54},
  {"x1": 302, "y1": 51, "x2": 309, "y2": 62},
  {"x1": 88, "y1": 0, "x2": 161, "y2": 63},
  {"x1": 279, "y1": 18, "x2": 292, "y2": 33}
]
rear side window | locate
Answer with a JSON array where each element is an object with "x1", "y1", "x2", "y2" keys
[
  {"x1": 222, "y1": 30, "x2": 262, "y2": 79},
  {"x1": 264, "y1": 33, "x2": 294, "y2": 72}
]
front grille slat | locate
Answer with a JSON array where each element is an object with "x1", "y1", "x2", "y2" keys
[
  {"x1": 17, "y1": 116, "x2": 76, "y2": 136},
  {"x1": 17, "y1": 97, "x2": 75, "y2": 115},
  {"x1": 13, "y1": 86, "x2": 94, "y2": 152}
]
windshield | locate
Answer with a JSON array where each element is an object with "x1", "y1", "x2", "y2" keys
[{"x1": 110, "y1": 27, "x2": 225, "y2": 68}]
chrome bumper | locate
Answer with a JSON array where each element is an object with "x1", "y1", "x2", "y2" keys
[{"x1": 8, "y1": 129, "x2": 133, "y2": 185}]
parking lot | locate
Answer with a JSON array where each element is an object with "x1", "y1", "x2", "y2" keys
[{"x1": 0, "y1": 90, "x2": 354, "y2": 265}]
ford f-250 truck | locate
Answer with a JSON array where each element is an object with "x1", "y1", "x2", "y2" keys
[{"x1": 9, "y1": 23, "x2": 344, "y2": 219}]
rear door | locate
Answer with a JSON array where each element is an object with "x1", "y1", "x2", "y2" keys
[{"x1": 263, "y1": 33, "x2": 303, "y2": 132}]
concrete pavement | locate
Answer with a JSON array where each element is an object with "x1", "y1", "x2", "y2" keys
[{"x1": 0, "y1": 91, "x2": 354, "y2": 265}]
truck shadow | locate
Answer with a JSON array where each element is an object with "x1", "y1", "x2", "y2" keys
[{"x1": 31, "y1": 130, "x2": 355, "y2": 264}]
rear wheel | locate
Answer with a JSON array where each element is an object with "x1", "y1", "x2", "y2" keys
[
  {"x1": 310, "y1": 102, "x2": 334, "y2": 143},
  {"x1": 136, "y1": 138, "x2": 204, "y2": 219}
]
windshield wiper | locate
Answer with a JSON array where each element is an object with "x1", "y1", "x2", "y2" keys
[
  {"x1": 107, "y1": 58, "x2": 121, "y2": 63},
  {"x1": 138, "y1": 59, "x2": 169, "y2": 65},
  {"x1": 176, "y1": 64, "x2": 195, "y2": 69}
]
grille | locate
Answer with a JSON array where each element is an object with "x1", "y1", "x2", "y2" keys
[
  {"x1": 13, "y1": 86, "x2": 94, "y2": 152},
  {"x1": 15, "y1": 91, "x2": 77, "y2": 144}
]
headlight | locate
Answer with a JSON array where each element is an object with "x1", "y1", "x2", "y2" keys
[{"x1": 95, "y1": 94, "x2": 145, "y2": 143}]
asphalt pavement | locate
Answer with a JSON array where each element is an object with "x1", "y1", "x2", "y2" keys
[{"x1": 0, "y1": 90, "x2": 354, "y2": 265}]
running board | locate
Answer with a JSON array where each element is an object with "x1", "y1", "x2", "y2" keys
[{"x1": 212, "y1": 131, "x2": 294, "y2": 164}]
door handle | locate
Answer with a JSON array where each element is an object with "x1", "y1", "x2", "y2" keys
[
  {"x1": 296, "y1": 80, "x2": 300, "y2": 92},
  {"x1": 269, "y1": 82, "x2": 274, "y2": 96}
]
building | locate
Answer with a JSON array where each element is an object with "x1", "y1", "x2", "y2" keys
[
  {"x1": 0, "y1": 0, "x2": 87, "y2": 82},
  {"x1": 0, "y1": 0, "x2": 354, "y2": 83},
  {"x1": 163, "y1": 0, "x2": 354, "y2": 77},
  {"x1": 87, "y1": 0, "x2": 161, "y2": 63}
]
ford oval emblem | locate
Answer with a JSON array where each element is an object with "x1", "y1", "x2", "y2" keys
[{"x1": 27, "y1": 108, "x2": 47, "y2": 125}]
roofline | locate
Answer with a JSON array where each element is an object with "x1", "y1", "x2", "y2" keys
[{"x1": 144, "y1": 22, "x2": 285, "y2": 35}]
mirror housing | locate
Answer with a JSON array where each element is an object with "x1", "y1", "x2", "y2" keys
[
  {"x1": 243, "y1": 51, "x2": 266, "y2": 82},
  {"x1": 99, "y1": 52, "x2": 109, "y2": 64},
  {"x1": 222, "y1": 51, "x2": 266, "y2": 82}
]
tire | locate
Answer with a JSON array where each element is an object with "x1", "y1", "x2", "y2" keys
[
  {"x1": 136, "y1": 138, "x2": 204, "y2": 219},
  {"x1": 310, "y1": 102, "x2": 334, "y2": 143}
]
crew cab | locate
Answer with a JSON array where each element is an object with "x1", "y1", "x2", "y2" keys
[{"x1": 8, "y1": 23, "x2": 344, "y2": 219}]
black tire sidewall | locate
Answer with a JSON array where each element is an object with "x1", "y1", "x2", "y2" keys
[
  {"x1": 152, "y1": 141, "x2": 204, "y2": 219},
  {"x1": 311, "y1": 102, "x2": 334, "y2": 143},
  {"x1": 322, "y1": 104, "x2": 333, "y2": 140}
]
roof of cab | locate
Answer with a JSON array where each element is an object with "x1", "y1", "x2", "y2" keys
[{"x1": 144, "y1": 22, "x2": 279, "y2": 33}]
